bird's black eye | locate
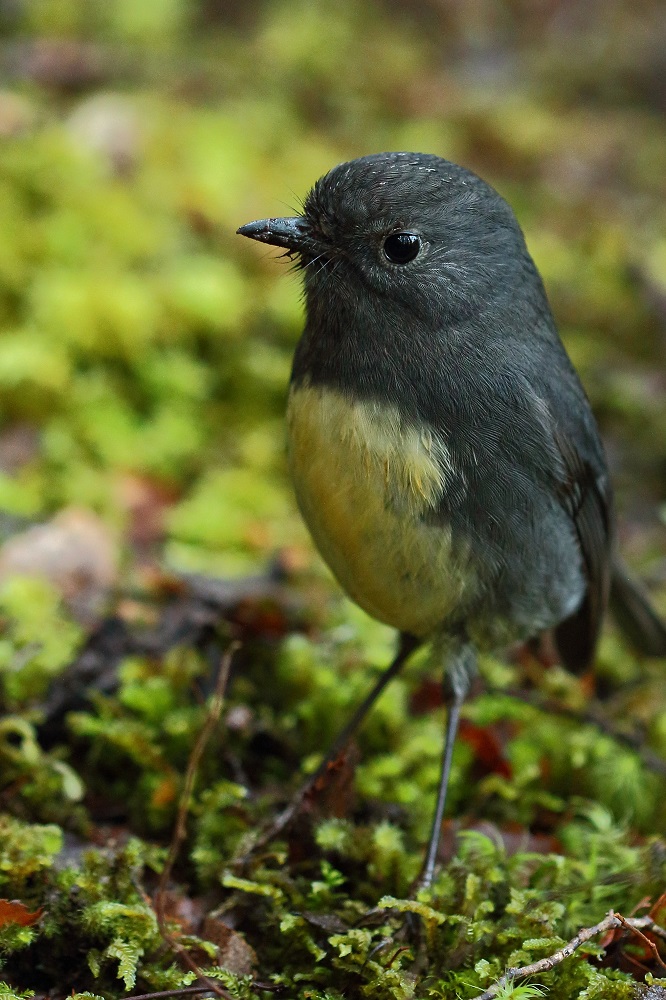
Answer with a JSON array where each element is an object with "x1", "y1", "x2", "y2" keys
[{"x1": 383, "y1": 231, "x2": 421, "y2": 265}]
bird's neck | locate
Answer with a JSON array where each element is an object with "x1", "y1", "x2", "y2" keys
[{"x1": 291, "y1": 292, "x2": 436, "y2": 415}]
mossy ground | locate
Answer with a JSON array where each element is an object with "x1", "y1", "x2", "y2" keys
[{"x1": 0, "y1": 2, "x2": 665, "y2": 998}]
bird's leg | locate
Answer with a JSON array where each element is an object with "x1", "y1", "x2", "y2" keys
[
  {"x1": 417, "y1": 642, "x2": 476, "y2": 891},
  {"x1": 233, "y1": 631, "x2": 420, "y2": 869}
]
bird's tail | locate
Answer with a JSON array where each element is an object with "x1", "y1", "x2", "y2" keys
[{"x1": 610, "y1": 557, "x2": 666, "y2": 657}]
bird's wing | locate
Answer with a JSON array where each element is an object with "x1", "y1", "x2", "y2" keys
[{"x1": 552, "y1": 430, "x2": 613, "y2": 673}]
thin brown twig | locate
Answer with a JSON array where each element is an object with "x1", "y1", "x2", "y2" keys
[
  {"x1": 154, "y1": 642, "x2": 239, "y2": 1000},
  {"x1": 476, "y1": 910, "x2": 666, "y2": 1000},
  {"x1": 385, "y1": 945, "x2": 412, "y2": 968},
  {"x1": 129, "y1": 987, "x2": 216, "y2": 1000},
  {"x1": 617, "y1": 912, "x2": 666, "y2": 972}
]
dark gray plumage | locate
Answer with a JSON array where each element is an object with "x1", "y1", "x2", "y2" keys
[{"x1": 238, "y1": 151, "x2": 665, "y2": 886}]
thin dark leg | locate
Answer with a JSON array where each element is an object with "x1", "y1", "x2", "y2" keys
[
  {"x1": 234, "y1": 631, "x2": 420, "y2": 867},
  {"x1": 418, "y1": 647, "x2": 474, "y2": 890}
]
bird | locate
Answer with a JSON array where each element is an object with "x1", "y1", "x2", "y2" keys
[{"x1": 237, "y1": 151, "x2": 666, "y2": 888}]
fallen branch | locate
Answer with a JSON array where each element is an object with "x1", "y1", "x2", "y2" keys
[
  {"x1": 154, "y1": 642, "x2": 239, "y2": 1000},
  {"x1": 476, "y1": 910, "x2": 666, "y2": 1000}
]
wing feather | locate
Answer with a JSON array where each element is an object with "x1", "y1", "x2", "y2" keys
[{"x1": 553, "y1": 431, "x2": 612, "y2": 672}]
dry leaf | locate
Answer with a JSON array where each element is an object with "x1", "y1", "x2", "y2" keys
[
  {"x1": 201, "y1": 916, "x2": 257, "y2": 975},
  {"x1": 0, "y1": 899, "x2": 43, "y2": 927}
]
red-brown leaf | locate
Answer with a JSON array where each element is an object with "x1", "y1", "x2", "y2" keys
[{"x1": 0, "y1": 899, "x2": 43, "y2": 927}]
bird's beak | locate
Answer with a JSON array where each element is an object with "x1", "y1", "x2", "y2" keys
[{"x1": 236, "y1": 216, "x2": 308, "y2": 252}]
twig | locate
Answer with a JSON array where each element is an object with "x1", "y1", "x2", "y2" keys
[
  {"x1": 617, "y1": 912, "x2": 666, "y2": 971},
  {"x1": 476, "y1": 910, "x2": 666, "y2": 1000},
  {"x1": 154, "y1": 642, "x2": 239, "y2": 1000},
  {"x1": 129, "y1": 988, "x2": 216, "y2": 1000}
]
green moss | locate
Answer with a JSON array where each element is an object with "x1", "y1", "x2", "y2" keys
[
  {"x1": 0, "y1": 816, "x2": 63, "y2": 890},
  {"x1": 0, "y1": 576, "x2": 82, "y2": 704}
]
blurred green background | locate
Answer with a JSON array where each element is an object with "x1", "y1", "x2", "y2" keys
[{"x1": 0, "y1": 0, "x2": 664, "y2": 592}]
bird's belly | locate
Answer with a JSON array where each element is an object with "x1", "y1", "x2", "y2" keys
[{"x1": 287, "y1": 383, "x2": 476, "y2": 637}]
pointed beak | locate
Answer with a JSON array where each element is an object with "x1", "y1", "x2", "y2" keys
[{"x1": 236, "y1": 216, "x2": 309, "y2": 252}]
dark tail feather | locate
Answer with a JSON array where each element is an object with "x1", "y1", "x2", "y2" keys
[
  {"x1": 554, "y1": 591, "x2": 599, "y2": 675},
  {"x1": 610, "y1": 557, "x2": 666, "y2": 657}
]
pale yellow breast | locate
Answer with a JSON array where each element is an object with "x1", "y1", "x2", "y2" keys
[{"x1": 287, "y1": 382, "x2": 477, "y2": 638}]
